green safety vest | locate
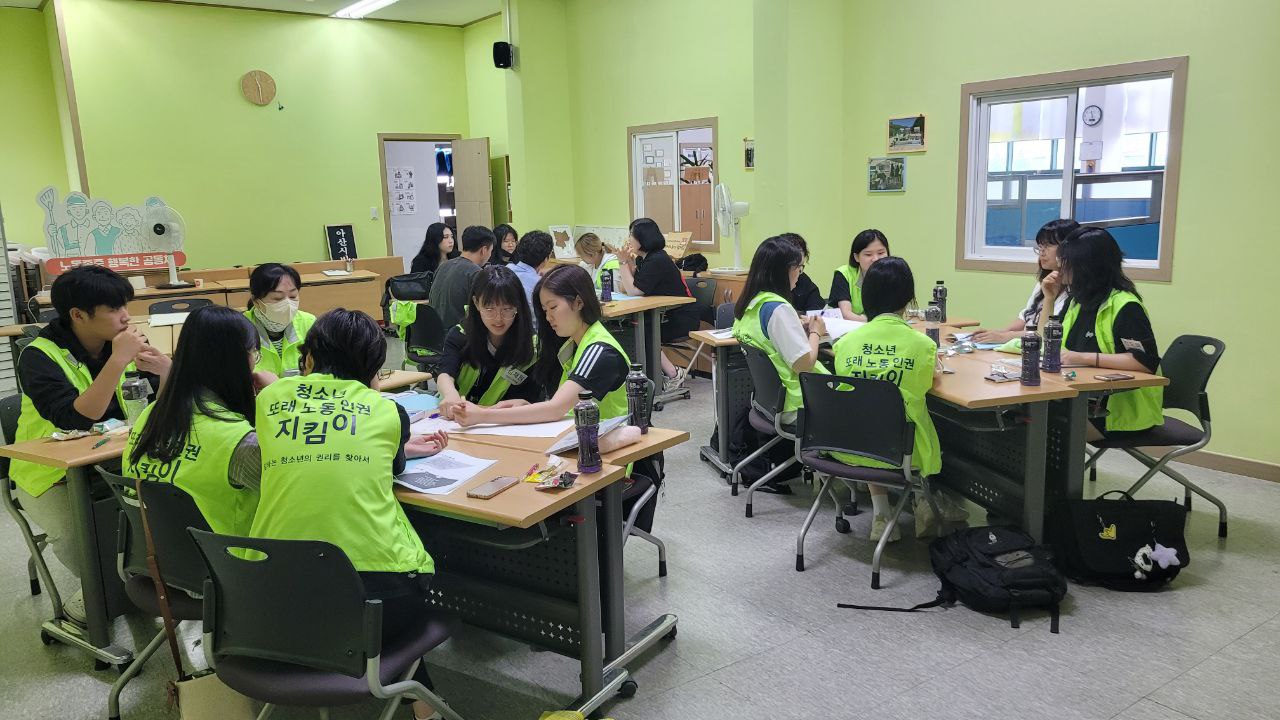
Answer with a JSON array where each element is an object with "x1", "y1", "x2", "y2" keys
[
  {"x1": 1062, "y1": 291, "x2": 1164, "y2": 432},
  {"x1": 123, "y1": 401, "x2": 257, "y2": 536},
  {"x1": 450, "y1": 325, "x2": 539, "y2": 406},
  {"x1": 835, "y1": 265, "x2": 864, "y2": 316},
  {"x1": 731, "y1": 291, "x2": 828, "y2": 413},
  {"x1": 250, "y1": 374, "x2": 433, "y2": 574},
  {"x1": 830, "y1": 313, "x2": 942, "y2": 476},
  {"x1": 12, "y1": 337, "x2": 130, "y2": 497},
  {"x1": 390, "y1": 300, "x2": 418, "y2": 342},
  {"x1": 244, "y1": 308, "x2": 315, "y2": 377},
  {"x1": 559, "y1": 322, "x2": 631, "y2": 420},
  {"x1": 585, "y1": 255, "x2": 621, "y2": 290}
]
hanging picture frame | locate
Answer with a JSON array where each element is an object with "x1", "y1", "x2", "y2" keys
[{"x1": 887, "y1": 114, "x2": 927, "y2": 153}]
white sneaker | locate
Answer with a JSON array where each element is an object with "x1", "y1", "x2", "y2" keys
[
  {"x1": 914, "y1": 497, "x2": 940, "y2": 538},
  {"x1": 869, "y1": 513, "x2": 901, "y2": 543},
  {"x1": 63, "y1": 589, "x2": 87, "y2": 625},
  {"x1": 934, "y1": 488, "x2": 972, "y2": 523}
]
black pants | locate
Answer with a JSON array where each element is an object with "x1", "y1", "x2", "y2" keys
[{"x1": 358, "y1": 571, "x2": 435, "y2": 689}]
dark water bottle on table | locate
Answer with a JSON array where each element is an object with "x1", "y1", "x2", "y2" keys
[
  {"x1": 1042, "y1": 314, "x2": 1063, "y2": 373},
  {"x1": 924, "y1": 303, "x2": 942, "y2": 347},
  {"x1": 574, "y1": 391, "x2": 602, "y2": 474},
  {"x1": 600, "y1": 269, "x2": 614, "y2": 302},
  {"x1": 932, "y1": 280, "x2": 948, "y2": 323},
  {"x1": 626, "y1": 362, "x2": 653, "y2": 433},
  {"x1": 1021, "y1": 325, "x2": 1041, "y2": 386}
]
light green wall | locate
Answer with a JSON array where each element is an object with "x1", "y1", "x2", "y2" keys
[
  {"x1": 564, "y1": 0, "x2": 754, "y2": 251},
  {"x1": 463, "y1": 14, "x2": 509, "y2": 158},
  {"x1": 43, "y1": 2, "x2": 81, "y2": 194},
  {"x1": 0, "y1": 9, "x2": 69, "y2": 247},
  {"x1": 834, "y1": 0, "x2": 1280, "y2": 465},
  {"x1": 59, "y1": 0, "x2": 470, "y2": 268}
]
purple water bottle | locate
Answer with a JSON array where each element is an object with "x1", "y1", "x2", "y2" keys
[
  {"x1": 600, "y1": 269, "x2": 614, "y2": 302},
  {"x1": 625, "y1": 363, "x2": 653, "y2": 433},
  {"x1": 1042, "y1": 314, "x2": 1063, "y2": 373},
  {"x1": 1021, "y1": 325, "x2": 1042, "y2": 386},
  {"x1": 574, "y1": 391, "x2": 602, "y2": 473}
]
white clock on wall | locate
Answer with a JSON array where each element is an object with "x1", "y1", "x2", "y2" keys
[{"x1": 1082, "y1": 104, "x2": 1103, "y2": 126}]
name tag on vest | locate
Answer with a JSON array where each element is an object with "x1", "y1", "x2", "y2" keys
[{"x1": 500, "y1": 366, "x2": 528, "y2": 385}]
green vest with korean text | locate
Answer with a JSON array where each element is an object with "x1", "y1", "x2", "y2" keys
[
  {"x1": 12, "y1": 336, "x2": 130, "y2": 497},
  {"x1": 250, "y1": 374, "x2": 433, "y2": 574},
  {"x1": 830, "y1": 314, "x2": 942, "y2": 476},
  {"x1": 123, "y1": 401, "x2": 257, "y2": 536},
  {"x1": 1062, "y1": 291, "x2": 1164, "y2": 432}
]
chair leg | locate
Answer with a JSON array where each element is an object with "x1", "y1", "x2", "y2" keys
[
  {"x1": 108, "y1": 629, "x2": 168, "y2": 720},
  {"x1": 918, "y1": 478, "x2": 946, "y2": 538},
  {"x1": 2, "y1": 486, "x2": 64, "y2": 618},
  {"x1": 256, "y1": 704, "x2": 276, "y2": 720},
  {"x1": 745, "y1": 456, "x2": 797, "y2": 518},
  {"x1": 27, "y1": 555, "x2": 41, "y2": 596},
  {"x1": 795, "y1": 476, "x2": 832, "y2": 571},
  {"x1": 1123, "y1": 449, "x2": 1228, "y2": 538},
  {"x1": 871, "y1": 490, "x2": 913, "y2": 590},
  {"x1": 632, "y1": 528, "x2": 668, "y2": 577},
  {"x1": 730, "y1": 435, "x2": 781, "y2": 497},
  {"x1": 1085, "y1": 447, "x2": 1107, "y2": 483}
]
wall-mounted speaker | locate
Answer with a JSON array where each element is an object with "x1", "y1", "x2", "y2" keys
[{"x1": 493, "y1": 41, "x2": 513, "y2": 69}]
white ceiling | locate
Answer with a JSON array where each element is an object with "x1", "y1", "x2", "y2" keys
[{"x1": 0, "y1": 1, "x2": 503, "y2": 26}]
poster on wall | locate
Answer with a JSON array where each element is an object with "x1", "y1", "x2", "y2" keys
[
  {"x1": 887, "y1": 114, "x2": 927, "y2": 153},
  {"x1": 549, "y1": 225, "x2": 576, "y2": 259},
  {"x1": 36, "y1": 186, "x2": 187, "y2": 275},
  {"x1": 867, "y1": 157, "x2": 906, "y2": 192},
  {"x1": 388, "y1": 166, "x2": 418, "y2": 215},
  {"x1": 743, "y1": 138, "x2": 755, "y2": 170}
]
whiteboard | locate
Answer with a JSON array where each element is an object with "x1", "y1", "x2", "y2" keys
[{"x1": 384, "y1": 140, "x2": 447, "y2": 274}]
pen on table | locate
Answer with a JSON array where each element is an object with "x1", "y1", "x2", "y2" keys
[
  {"x1": 92, "y1": 438, "x2": 110, "y2": 449},
  {"x1": 428, "y1": 412, "x2": 440, "y2": 419}
]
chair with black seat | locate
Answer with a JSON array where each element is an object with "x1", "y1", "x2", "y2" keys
[
  {"x1": 0, "y1": 394, "x2": 56, "y2": 603},
  {"x1": 656, "y1": 276, "x2": 719, "y2": 406},
  {"x1": 734, "y1": 345, "x2": 802, "y2": 516},
  {"x1": 147, "y1": 298, "x2": 215, "y2": 315},
  {"x1": 793, "y1": 373, "x2": 943, "y2": 588},
  {"x1": 386, "y1": 270, "x2": 434, "y2": 340},
  {"x1": 189, "y1": 529, "x2": 467, "y2": 720},
  {"x1": 97, "y1": 466, "x2": 209, "y2": 720},
  {"x1": 622, "y1": 378, "x2": 669, "y2": 577},
  {"x1": 714, "y1": 301, "x2": 735, "y2": 331},
  {"x1": 1084, "y1": 335, "x2": 1229, "y2": 538},
  {"x1": 403, "y1": 302, "x2": 448, "y2": 375}
]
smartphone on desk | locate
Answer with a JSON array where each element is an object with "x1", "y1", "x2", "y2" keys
[
  {"x1": 467, "y1": 475, "x2": 519, "y2": 500},
  {"x1": 1094, "y1": 373, "x2": 1135, "y2": 382}
]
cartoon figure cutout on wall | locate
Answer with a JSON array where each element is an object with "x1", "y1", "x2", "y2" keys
[{"x1": 37, "y1": 186, "x2": 186, "y2": 275}]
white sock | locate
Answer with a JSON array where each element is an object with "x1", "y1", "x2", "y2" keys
[{"x1": 870, "y1": 492, "x2": 891, "y2": 516}]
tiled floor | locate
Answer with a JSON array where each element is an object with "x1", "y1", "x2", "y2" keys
[{"x1": 2, "y1": 369, "x2": 1277, "y2": 720}]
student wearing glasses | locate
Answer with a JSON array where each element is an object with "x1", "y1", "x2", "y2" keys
[
  {"x1": 972, "y1": 219, "x2": 1079, "y2": 343},
  {"x1": 435, "y1": 266, "x2": 543, "y2": 420}
]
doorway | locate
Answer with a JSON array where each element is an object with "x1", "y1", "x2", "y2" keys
[{"x1": 628, "y1": 118, "x2": 718, "y2": 253}]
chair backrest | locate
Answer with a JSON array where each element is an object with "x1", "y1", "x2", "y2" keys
[
  {"x1": 99, "y1": 466, "x2": 213, "y2": 594},
  {"x1": 407, "y1": 303, "x2": 447, "y2": 355},
  {"x1": 148, "y1": 297, "x2": 216, "y2": 315},
  {"x1": 388, "y1": 271, "x2": 434, "y2": 301},
  {"x1": 741, "y1": 344, "x2": 787, "y2": 420},
  {"x1": 189, "y1": 529, "x2": 373, "y2": 678},
  {"x1": 1159, "y1": 334, "x2": 1225, "y2": 420},
  {"x1": 799, "y1": 373, "x2": 911, "y2": 467},
  {"x1": 714, "y1": 302, "x2": 735, "y2": 330},
  {"x1": 19, "y1": 325, "x2": 41, "y2": 340},
  {"x1": 1, "y1": 393, "x2": 21, "y2": 478},
  {"x1": 687, "y1": 277, "x2": 718, "y2": 311},
  {"x1": 98, "y1": 468, "x2": 156, "y2": 580}
]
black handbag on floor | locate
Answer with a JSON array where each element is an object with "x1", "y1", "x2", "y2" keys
[{"x1": 1051, "y1": 491, "x2": 1189, "y2": 591}]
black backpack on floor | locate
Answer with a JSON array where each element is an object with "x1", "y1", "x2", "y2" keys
[{"x1": 840, "y1": 526, "x2": 1067, "y2": 633}]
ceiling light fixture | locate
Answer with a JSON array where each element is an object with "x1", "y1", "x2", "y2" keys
[{"x1": 331, "y1": 0, "x2": 400, "y2": 20}]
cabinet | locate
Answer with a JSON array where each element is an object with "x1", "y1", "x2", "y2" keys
[{"x1": 679, "y1": 183, "x2": 713, "y2": 243}]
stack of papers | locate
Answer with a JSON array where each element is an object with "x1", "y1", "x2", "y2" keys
[
  {"x1": 409, "y1": 417, "x2": 575, "y2": 438},
  {"x1": 147, "y1": 312, "x2": 188, "y2": 327},
  {"x1": 322, "y1": 269, "x2": 352, "y2": 277},
  {"x1": 823, "y1": 317, "x2": 864, "y2": 342},
  {"x1": 382, "y1": 391, "x2": 439, "y2": 422},
  {"x1": 394, "y1": 450, "x2": 496, "y2": 495},
  {"x1": 544, "y1": 416, "x2": 628, "y2": 455},
  {"x1": 606, "y1": 292, "x2": 642, "y2": 302}
]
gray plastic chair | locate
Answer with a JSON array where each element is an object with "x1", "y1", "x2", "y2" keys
[
  {"x1": 98, "y1": 467, "x2": 209, "y2": 720},
  {"x1": 656, "y1": 277, "x2": 719, "y2": 408},
  {"x1": 714, "y1": 302, "x2": 735, "y2": 330},
  {"x1": 1085, "y1": 335, "x2": 1228, "y2": 538},
  {"x1": 0, "y1": 394, "x2": 54, "y2": 601},
  {"x1": 734, "y1": 345, "x2": 801, "y2": 515},
  {"x1": 794, "y1": 373, "x2": 942, "y2": 589},
  {"x1": 190, "y1": 529, "x2": 467, "y2": 720}
]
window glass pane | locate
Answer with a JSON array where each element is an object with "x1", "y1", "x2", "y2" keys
[
  {"x1": 1153, "y1": 131, "x2": 1169, "y2": 167},
  {"x1": 1010, "y1": 140, "x2": 1054, "y2": 171},
  {"x1": 981, "y1": 96, "x2": 1069, "y2": 248},
  {"x1": 1076, "y1": 77, "x2": 1171, "y2": 173},
  {"x1": 1120, "y1": 133, "x2": 1153, "y2": 168},
  {"x1": 987, "y1": 142, "x2": 1009, "y2": 173}
]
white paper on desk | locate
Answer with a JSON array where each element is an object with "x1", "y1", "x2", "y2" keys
[
  {"x1": 322, "y1": 269, "x2": 352, "y2": 277},
  {"x1": 823, "y1": 317, "x2": 864, "y2": 341},
  {"x1": 544, "y1": 416, "x2": 628, "y2": 455},
  {"x1": 410, "y1": 416, "x2": 460, "y2": 435},
  {"x1": 147, "y1": 312, "x2": 188, "y2": 327},
  {"x1": 394, "y1": 450, "x2": 496, "y2": 495},
  {"x1": 607, "y1": 293, "x2": 642, "y2": 302},
  {"x1": 805, "y1": 308, "x2": 842, "y2": 319},
  {"x1": 458, "y1": 418, "x2": 574, "y2": 438},
  {"x1": 708, "y1": 328, "x2": 735, "y2": 339}
]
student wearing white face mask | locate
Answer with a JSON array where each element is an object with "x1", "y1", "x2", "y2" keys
[{"x1": 244, "y1": 263, "x2": 314, "y2": 378}]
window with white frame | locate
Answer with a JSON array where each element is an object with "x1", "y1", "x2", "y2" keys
[{"x1": 956, "y1": 58, "x2": 1187, "y2": 281}]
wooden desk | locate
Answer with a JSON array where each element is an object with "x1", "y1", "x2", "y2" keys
[
  {"x1": 33, "y1": 283, "x2": 229, "y2": 319},
  {"x1": 601, "y1": 295, "x2": 696, "y2": 386},
  {"x1": 378, "y1": 370, "x2": 431, "y2": 392},
  {"x1": 452, "y1": 426, "x2": 689, "y2": 465},
  {"x1": 219, "y1": 270, "x2": 381, "y2": 318}
]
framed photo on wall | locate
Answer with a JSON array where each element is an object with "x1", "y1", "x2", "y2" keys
[
  {"x1": 887, "y1": 114, "x2": 926, "y2": 153},
  {"x1": 868, "y1": 156, "x2": 906, "y2": 192}
]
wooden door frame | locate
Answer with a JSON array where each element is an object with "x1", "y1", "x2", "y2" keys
[
  {"x1": 626, "y1": 117, "x2": 719, "y2": 252},
  {"x1": 377, "y1": 132, "x2": 462, "y2": 256}
]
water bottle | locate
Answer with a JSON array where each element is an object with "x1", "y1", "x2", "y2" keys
[
  {"x1": 600, "y1": 269, "x2": 614, "y2": 302},
  {"x1": 924, "y1": 303, "x2": 942, "y2": 347},
  {"x1": 121, "y1": 371, "x2": 151, "y2": 425},
  {"x1": 1042, "y1": 315, "x2": 1063, "y2": 373},
  {"x1": 932, "y1": 280, "x2": 948, "y2": 323},
  {"x1": 625, "y1": 362, "x2": 653, "y2": 433},
  {"x1": 1020, "y1": 325, "x2": 1042, "y2": 387},
  {"x1": 574, "y1": 391, "x2": 602, "y2": 474}
]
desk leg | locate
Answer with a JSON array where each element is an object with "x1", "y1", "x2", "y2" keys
[
  {"x1": 699, "y1": 345, "x2": 734, "y2": 476},
  {"x1": 50, "y1": 466, "x2": 132, "y2": 667},
  {"x1": 602, "y1": 483, "x2": 625, "y2": 661},
  {"x1": 633, "y1": 313, "x2": 650, "y2": 383},
  {"x1": 573, "y1": 496, "x2": 606, "y2": 705},
  {"x1": 1020, "y1": 402, "x2": 1050, "y2": 542},
  {"x1": 1060, "y1": 395, "x2": 1089, "y2": 502}
]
